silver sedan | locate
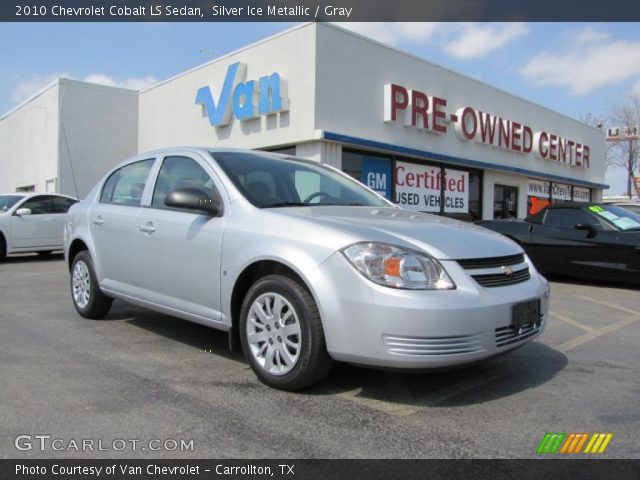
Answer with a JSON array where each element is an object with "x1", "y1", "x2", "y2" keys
[{"x1": 64, "y1": 148, "x2": 549, "y2": 390}]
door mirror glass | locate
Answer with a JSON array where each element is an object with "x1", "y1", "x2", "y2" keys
[
  {"x1": 165, "y1": 188, "x2": 221, "y2": 216},
  {"x1": 15, "y1": 208, "x2": 32, "y2": 216}
]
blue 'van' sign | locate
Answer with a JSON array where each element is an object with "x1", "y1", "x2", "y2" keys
[{"x1": 195, "y1": 62, "x2": 289, "y2": 127}]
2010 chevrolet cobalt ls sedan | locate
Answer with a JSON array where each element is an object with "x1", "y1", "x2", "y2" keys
[{"x1": 65, "y1": 148, "x2": 549, "y2": 390}]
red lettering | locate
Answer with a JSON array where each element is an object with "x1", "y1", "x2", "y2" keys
[
  {"x1": 538, "y1": 131, "x2": 549, "y2": 158},
  {"x1": 549, "y1": 134, "x2": 558, "y2": 161},
  {"x1": 479, "y1": 112, "x2": 497, "y2": 145},
  {"x1": 395, "y1": 165, "x2": 406, "y2": 186},
  {"x1": 389, "y1": 84, "x2": 408, "y2": 122},
  {"x1": 522, "y1": 126, "x2": 532, "y2": 153},
  {"x1": 411, "y1": 90, "x2": 429, "y2": 129},
  {"x1": 583, "y1": 145, "x2": 590, "y2": 168},
  {"x1": 460, "y1": 107, "x2": 477, "y2": 140},
  {"x1": 575, "y1": 144, "x2": 583, "y2": 167},
  {"x1": 432, "y1": 97, "x2": 447, "y2": 133},
  {"x1": 511, "y1": 121, "x2": 522, "y2": 152},
  {"x1": 405, "y1": 172, "x2": 415, "y2": 187},
  {"x1": 498, "y1": 118, "x2": 511, "y2": 148}
]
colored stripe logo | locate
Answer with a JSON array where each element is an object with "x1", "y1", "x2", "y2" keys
[{"x1": 537, "y1": 433, "x2": 612, "y2": 454}]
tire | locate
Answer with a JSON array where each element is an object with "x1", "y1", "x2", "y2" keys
[
  {"x1": 70, "y1": 251, "x2": 113, "y2": 319},
  {"x1": 0, "y1": 234, "x2": 5, "y2": 261},
  {"x1": 239, "y1": 274, "x2": 333, "y2": 391}
]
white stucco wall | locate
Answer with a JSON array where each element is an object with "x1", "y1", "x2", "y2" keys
[
  {"x1": 138, "y1": 24, "x2": 318, "y2": 153},
  {"x1": 57, "y1": 80, "x2": 139, "y2": 198},
  {"x1": 0, "y1": 83, "x2": 60, "y2": 193}
]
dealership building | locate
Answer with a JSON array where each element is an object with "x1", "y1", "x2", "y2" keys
[{"x1": 0, "y1": 22, "x2": 606, "y2": 220}]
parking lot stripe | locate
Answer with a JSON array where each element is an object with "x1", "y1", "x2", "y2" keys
[
  {"x1": 573, "y1": 295, "x2": 640, "y2": 316},
  {"x1": 557, "y1": 316, "x2": 639, "y2": 352},
  {"x1": 334, "y1": 387, "x2": 418, "y2": 416},
  {"x1": 549, "y1": 311, "x2": 596, "y2": 333}
]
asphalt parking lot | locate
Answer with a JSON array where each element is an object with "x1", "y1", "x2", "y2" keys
[{"x1": 1, "y1": 255, "x2": 638, "y2": 459}]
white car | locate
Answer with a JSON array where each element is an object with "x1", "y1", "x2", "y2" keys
[{"x1": 0, "y1": 193, "x2": 78, "y2": 259}]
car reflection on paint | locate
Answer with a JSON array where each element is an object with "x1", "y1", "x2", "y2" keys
[{"x1": 477, "y1": 203, "x2": 640, "y2": 286}]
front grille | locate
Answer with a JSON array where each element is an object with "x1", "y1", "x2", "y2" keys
[
  {"x1": 457, "y1": 253, "x2": 524, "y2": 270},
  {"x1": 456, "y1": 253, "x2": 530, "y2": 288},
  {"x1": 383, "y1": 334, "x2": 484, "y2": 356},
  {"x1": 495, "y1": 321, "x2": 542, "y2": 348},
  {"x1": 471, "y1": 268, "x2": 531, "y2": 287}
]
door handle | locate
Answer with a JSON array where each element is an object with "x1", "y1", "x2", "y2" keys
[
  {"x1": 92, "y1": 216, "x2": 104, "y2": 227},
  {"x1": 45, "y1": 218, "x2": 56, "y2": 222},
  {"x1": 139, "y1": 222, "x2": 156, "y2": 234}
]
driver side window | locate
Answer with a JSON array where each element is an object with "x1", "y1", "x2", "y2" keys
[
  {"x1": 152, "y1": 156, "x2": 218, "y2": 210},
  {"x1": 545, "y1": 208, "x2": 603, "y2": 229}
]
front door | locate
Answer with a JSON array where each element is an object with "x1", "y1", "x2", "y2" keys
[{"x1": 131, "y1": 154, "x2": 225, "y2": 322}]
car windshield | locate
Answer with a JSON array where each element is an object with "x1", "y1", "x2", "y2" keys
[
  {"x1": 211, "y1": 151, "x2": 391, "y2": 208},
  {"x1": 0, "y1": 195, "x2": 24, "y2": 212},
  {"x1": 587, "y1": 205, "x2": 640, "y2": 231}
]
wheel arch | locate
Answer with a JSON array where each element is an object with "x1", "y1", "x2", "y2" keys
[
  {"x1": 67, "y1": 238, "x2": 90, "y2": 271},
  {"x1": 229, "y1": 259, "x2": 316, "y2": 350}
]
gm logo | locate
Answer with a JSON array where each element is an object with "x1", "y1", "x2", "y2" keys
[{"x1": 195, "y1": 62, "x2": 289, "y2": 127}]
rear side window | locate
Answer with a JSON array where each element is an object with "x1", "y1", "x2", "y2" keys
[
  {"x1": 51, "y1": 196, "x2": 78, "y2": 213},
  {"x1": 100, "y1": 159, "x2": 154, "y2": 206},
  {"x1": 545, "y1": 208, "x2": 603, "y2": 229}
]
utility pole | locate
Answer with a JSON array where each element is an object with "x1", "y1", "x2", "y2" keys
[{"x1": 606, "y1": 125, "x2": 639, "y2": 198}]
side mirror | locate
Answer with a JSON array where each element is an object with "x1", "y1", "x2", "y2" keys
[
  {"x1": 15, "y1": 208, "x2": 32, "y2": 216},
  {"x1": 575, "y1": 223, "x2": 597, "y2": 238},
  {"x1": 165, "y1": 188, "x2": 222, "y2": 216}
]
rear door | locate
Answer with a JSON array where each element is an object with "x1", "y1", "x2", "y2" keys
[{"x1": 88, "y1": 158, "x2": 156, "y2": 290}]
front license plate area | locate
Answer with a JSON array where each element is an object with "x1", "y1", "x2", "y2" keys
[{"x1": 512, "y1": 299, "x2": 540, "y2": 332}]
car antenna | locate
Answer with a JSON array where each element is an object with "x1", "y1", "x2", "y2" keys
[{"x1": 58, "y1": 78, "x2": 80, "y2": 200}]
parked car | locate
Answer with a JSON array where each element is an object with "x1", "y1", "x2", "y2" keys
[
  {"x1": 612, "y1": 202, "x2": 640, "y2": 215},
  {"x1": 477, "y1": 203, "x2": 640, "y2": 285},
  {"x1": 65, "y1": 148, "x2": 550, "y2": 390},
  {"x1": 0, "y1": 193, "x2": 78, "y2": 259}
]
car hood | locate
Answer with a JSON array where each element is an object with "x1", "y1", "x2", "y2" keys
[{"x1": 270, "y1": 206, "x2": 522, "y2": 260}]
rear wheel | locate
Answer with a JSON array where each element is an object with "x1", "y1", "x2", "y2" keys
[
  {"x1": 71, "y1": 251, "x2": 112, "y2": 319},
  {"x1": 0, "y1": 234, "x2": 5, "y2": 261},
  {"x1": 239, "y1": 274, "x2": 333, "y2": 390}
]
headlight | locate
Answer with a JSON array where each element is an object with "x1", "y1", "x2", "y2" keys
[{"x1": 341, "y1": 242, "x2": 455, "y2": 290}]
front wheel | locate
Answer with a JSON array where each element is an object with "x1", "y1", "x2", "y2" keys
[
  {"x1": 239, "y1": 274, "x2": 333, "y2": 390},
  {"x1": 71, "y1": 251, "x2": 113, "y2": 319}
]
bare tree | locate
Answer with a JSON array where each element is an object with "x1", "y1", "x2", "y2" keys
[{"x1": 607, "y1": 95, "x2": 639, "y2": 198}]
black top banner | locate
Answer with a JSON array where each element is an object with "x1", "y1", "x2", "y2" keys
[{"x1": 4, "y1": 0, "x2": 640, "y2": 22}]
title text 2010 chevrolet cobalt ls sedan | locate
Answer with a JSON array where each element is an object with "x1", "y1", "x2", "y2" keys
[{"x1": 65, "y1": 148, "x2": 550, "y2": 390}]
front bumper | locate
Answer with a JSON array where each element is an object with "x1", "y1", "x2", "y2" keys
[{"x1": 308, "y1": 252, "x2": 550, "y2": 369}]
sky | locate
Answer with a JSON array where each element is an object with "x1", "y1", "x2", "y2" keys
[{"x1": 1, "y1": 22, "x2": 639, "y2": 195}]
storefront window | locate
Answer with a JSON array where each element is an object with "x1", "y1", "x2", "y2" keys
[
  {"x1": 342, "y1": 149, "x2": 482, "y2": 221},
  {"x1": 527, "y1": 179, "x2": 551, "y2": 216},
  {"x1": 494, "y1": 185, "x2": 518, "y2": 219},
  {"x1": 342, "y1": 150, "x2": 393, "y2": 200}
]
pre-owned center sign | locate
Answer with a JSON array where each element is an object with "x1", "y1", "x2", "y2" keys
[{"x1": 384, "y1": 84, "x2": 590, "y2": 169}]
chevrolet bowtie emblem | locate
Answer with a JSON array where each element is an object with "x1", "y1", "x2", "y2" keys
[{"x1": 502, "y1": 265, "x2": 514, "y2": 275}]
